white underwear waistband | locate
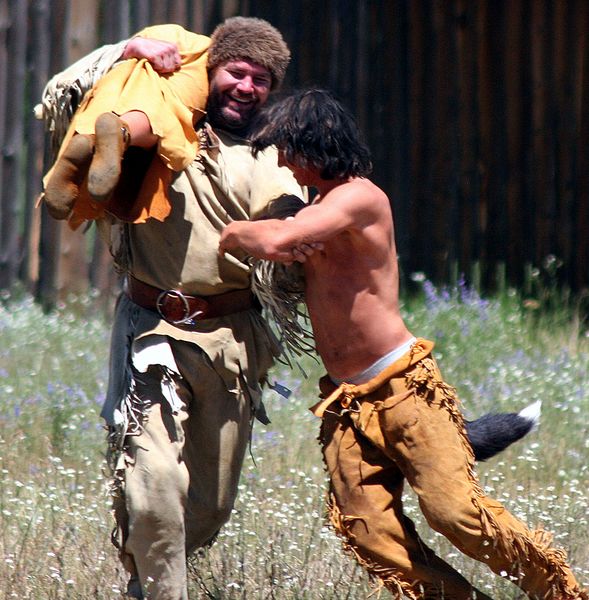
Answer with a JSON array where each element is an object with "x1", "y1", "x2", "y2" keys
[{"x1": 331, "y1": 337, "x2": 417, "y2": 386}]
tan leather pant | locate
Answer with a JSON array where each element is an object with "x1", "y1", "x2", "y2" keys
[
  {"x1": 110, "y1": 341, "x2": 254, "y2": 600},
  {"x1": 314, "y1": 339, "x2": 587, "y2": 600}
]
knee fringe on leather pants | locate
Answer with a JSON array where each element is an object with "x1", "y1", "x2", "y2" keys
[{"x1": 312, "y1": 339, "x2": 587, "y2": 600}]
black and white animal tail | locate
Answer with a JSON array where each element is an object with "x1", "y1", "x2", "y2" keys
[{"x1": 465, "y1": 401, "x2": 541, "y2": 461}]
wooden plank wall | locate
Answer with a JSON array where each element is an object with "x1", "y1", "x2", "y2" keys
[
  {"x1": 268, "y1": 0, "x2": 589, "y2": 291},
  {"x1": 0, "y1": 0, "x2": 588, "y2": 301}
]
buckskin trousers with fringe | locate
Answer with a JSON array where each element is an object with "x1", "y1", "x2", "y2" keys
[{"x1": 312, "y1": 339, "x2": 587, "y2": 600}]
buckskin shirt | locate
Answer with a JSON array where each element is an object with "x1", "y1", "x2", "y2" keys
[
  {"x1": 102, "y1": 125, "x2": 305, "y2": 436},
  {"x1": 97, "y1": 123, "x2": 305, "y2": 598}
]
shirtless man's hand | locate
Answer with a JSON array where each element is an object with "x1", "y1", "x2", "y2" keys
[
  {"x1": 287, "y1": 242, "x2": 324, "y2": 264},
  {"x1": 283, "y1": 217, "x2": 324, "y2": 264}
]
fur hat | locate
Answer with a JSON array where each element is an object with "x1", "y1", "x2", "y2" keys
[{"x1": 207, "y1": 17, "x2": 291, "y2": 89}]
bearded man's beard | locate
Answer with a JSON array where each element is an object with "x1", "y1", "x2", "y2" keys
[{"x1": 206, "y1": 87, "x2": 257, "y2": 135}]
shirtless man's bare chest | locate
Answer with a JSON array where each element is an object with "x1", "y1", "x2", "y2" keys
[{"x1": 303, "y1": 223, "x2": 411, "y2": 380}]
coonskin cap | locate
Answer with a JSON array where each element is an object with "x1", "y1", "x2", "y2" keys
[{"x1": 208, "y1": 16, "x2": 291, "y2": 89}]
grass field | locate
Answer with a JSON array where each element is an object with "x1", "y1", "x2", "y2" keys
[{"x1": 0, "y1": 279, "x2": 587, "y2": 599}]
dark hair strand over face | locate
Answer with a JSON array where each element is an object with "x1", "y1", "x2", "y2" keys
[{"x1": 251, "y1": 89, "x2": 372, "y2": 180}]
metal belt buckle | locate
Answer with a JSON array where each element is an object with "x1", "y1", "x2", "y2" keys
[{"x1": 156, "y1": 289, "x2": 206, "y2": 325}]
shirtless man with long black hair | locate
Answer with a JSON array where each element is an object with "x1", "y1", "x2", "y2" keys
[{"x1": 219, "y1": 89, "x2": 587, "y2": 600}]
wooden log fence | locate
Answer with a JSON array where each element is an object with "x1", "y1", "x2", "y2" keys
[{"x1": 0, "y1": 0, "x2": 588, "y2": 307}]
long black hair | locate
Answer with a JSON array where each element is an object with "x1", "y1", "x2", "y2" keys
[{"x1": 251, "y1": 89, "x2": 372, "y2": 180}]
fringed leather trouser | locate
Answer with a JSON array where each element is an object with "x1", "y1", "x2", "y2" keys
[{"x1": 312, "y1": 339, "x2": 587, "y2": 600}]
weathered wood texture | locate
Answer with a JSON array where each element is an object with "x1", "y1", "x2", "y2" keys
[{"x1": 1, "y1": 0, "x2": 588, "y2": 299}]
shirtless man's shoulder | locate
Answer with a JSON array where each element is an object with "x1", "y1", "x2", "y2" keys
[
  {"x1": 318, "y1": 177, "x2": 392, "y2": 231},
  {"x1": 321, "y1": 176, "x2": 387, "y2": 203}
]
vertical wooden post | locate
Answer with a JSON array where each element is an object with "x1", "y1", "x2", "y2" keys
[
  {"x1": 456, "y1": 0, "x2": 481, "y2": 278},
  {"x1": 530, "y1": 0, "x2": 555, "y2": 268},
  {"x1": 37, "y1": 0, "x2": 69, "y2": 309},
  {"x1": 0, "y1": 0, "x2": 27, "y2": 290},
  {"x1": 0, "y1": 0, "x2": 7, "y2": 202},
  {"x1": 102, "y1": 0, "x2": 130, "y2": 42},
  {"x1": 407, "y1": 0, "x2": 435, "y2": 277},
  {"x1": 374, "y1": 1, "x2": 411, "y2": 280},
  {"x1": 130, "y1": 0, "x2": 150, "y2": 31},
  {"x1": 553, "y1": 0, "x2": 579, "y2": 286},
  {"x1": 431, "y1": 0, "x2": 461, "y2": 282},
  {"x1": 190, "y1": 0, "x2": 218, "y2": 35},
  {"x1": 167, "y1": 0, "x2": 187, "y2": 25},
  {"x1": 574, "y1": 0, "x2": 589, "y2": 289},
  {"x1": 21, "y1": 0, "x2": 51, "y2": 291},
  {"x1": 51, "y1": 0, "x2": 99, "y2": 298},
  {"x1": 478, "y1": 0, "x2": 510, "y2": 288},
  {"x1": 150, "y1": 0, "x2": 168, "y2": 25}
]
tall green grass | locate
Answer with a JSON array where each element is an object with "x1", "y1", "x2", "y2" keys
[{"x1": 0, "y1": 281, "x2": 587, "y2": 598}]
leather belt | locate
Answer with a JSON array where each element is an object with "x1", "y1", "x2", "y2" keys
[{"x1": 125, "y1": 274, "x2": 256, "y2": 328}]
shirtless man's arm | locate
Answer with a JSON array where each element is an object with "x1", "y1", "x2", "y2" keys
[{"x1": 219, "y1": 178, "x2": 386, "y2": 262}]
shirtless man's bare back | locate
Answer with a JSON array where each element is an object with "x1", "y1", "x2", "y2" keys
[{"x1": 219, "y1": 89, "x2": 587, "y2": 600}]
